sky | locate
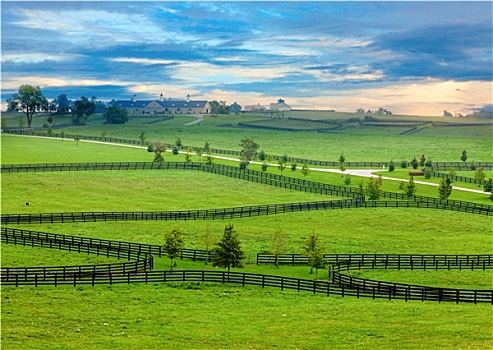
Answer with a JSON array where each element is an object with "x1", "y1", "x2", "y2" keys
[{"x1": 1, "y1": 1, "x2": 492, "y2": 116}]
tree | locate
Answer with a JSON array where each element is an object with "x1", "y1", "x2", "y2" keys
[
  {"x1": 200, "y1": 225, "x2": 215, "y2": 264},
  {"x1": 163, "y1": 227, "x2": 185, "y2": 271},
  {"x1": 410, "y1": 157, "x2": 419, "y2": 170},
  {"x1": 258, "y1": 150, "x2": 267, "y2": 161},
  {"x1": 271, "y1": 226, "x2": 286, "y2": 267},
  {"x1": 239, "y1": 138, "x2": 259, "y2": 166},
  {"x1": 139, "y1": 132, "x2": 146, "y2": 145},
  {"x1": 212, "y1": 224, "x2": 245, "y2": 273},
  {"x1": 55, "y1": 94, "x2": 71, "y2": 114},
  {"x1": 344, "y1": 175, "x2": 351, "y2": 185},
  {"x1": 474, "y1": 167, "x2": 485, "y2": 185},
  {"x1": 204, "y1": 141, "x2": 210, "y2": 151},
  {"x1": 461, "y1": 150, "x2": 468, "y2": 163},
  {"x1": 484, "y1": 178, "x2": 493, "y2": 193},
  {"x1": 204, "y1": 152, "x2": 214, "y2": 167},
  {"x1": 302, "y1": 231, "x2": 326, "y2": 279},
  {"x1": 301, "y1": 163, "x2": 310, "y2": 177},
  {"x1": 365, "y1": 177, "x2": 382, "y2": 200},
  {"x1": 261, "y1": 162, "x2": 268, "y2": 172},
  {"x1": 278, "y1": 158, "x2": 287, "y2": 175},
  {"x1": 338, "y1": 154, "x2": 346, "y2": 164},
  {"x1": 72, "y1": 96, "x2": 95, "y2": 125},
  {"x1": 210, "y1": 100, "x2": 229, "y2": 114},
  {"x1": 152, "y1": 141, "x2": 167, "y2": 163},
  {"x1": 290, "y1": 163, "x2": 297, "y2": 171},
  {"x1": 401, "y1": 176, "x2": 417, "y2": 198},
  {"x1": 229, "y1": 102, "x2": 242, "y2": 114},
  {"x1": 388, "y1": 160, "x2": 395, "y2": 172},
  {"x1": 175, "y1": 138, "x2": 182, "y2": 147},
  {"x1": 419, "y1": 154, "x2": 426, "y2": 167},
  {"x1": 74, "y1": 133, "x2": 80, "y2": 145},
  {"x1": 9, "y1": 85, "x2": 49, "y2": 128},
  {"x1": 104, "y1": 105, "x2": 129, "y2": 124},
  {"x1": 339, "y1": 162, "x2": 346, "y2": 176},
  {"x1": 438, "y1": 177, "x2": 453, "y2": 201},
  {"x1": 185, "y1": 147, "x2": 193, "y2": 163}
]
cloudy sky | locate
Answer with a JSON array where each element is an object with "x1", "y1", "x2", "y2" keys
[{"x1": 2, "y1": 1, "x2": 492, "y2": 116}]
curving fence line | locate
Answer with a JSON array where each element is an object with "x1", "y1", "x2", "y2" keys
[{"x1": 2, "y1": 227, "x2": 492, "y2": 303}]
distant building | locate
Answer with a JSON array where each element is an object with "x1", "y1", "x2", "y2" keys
[
  {"x1": 244, "y1": 99, "x2": 291, "y2": 112},
  {"x1": 114, "y1": 94, "x2": 211, "y2": 114}
]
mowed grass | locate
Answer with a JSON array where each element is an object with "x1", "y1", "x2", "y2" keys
[
  {"x1": 3, "y1": 283, "x2": 492, "y2": 350},
  {"x1": 16, "y1": 111, "x2": 491, "y2": 162},
  {"x1": 1, "y1": 127, "x2": 493, "y2": 349}
]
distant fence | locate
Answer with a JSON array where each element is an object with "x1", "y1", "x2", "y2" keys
[
  {"x1": 3, "y1": 128, "x2": 492, "y2": 169},
  {"x1": 432, "y1": 171, "x2": 488, "y2": 186},
  {"x1": 257, "y1": 252, "x2": 493, "y2": 268}
]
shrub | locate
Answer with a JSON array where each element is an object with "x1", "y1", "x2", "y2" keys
[
  {"x1": 400, "y1": 160, "x2": 408, "y2": 168},
  {"x1": 408, "y1": 170, "x2": 425, "y2": 176},
  {"x1": 290, "y1": 163, "x2": 297, "y2": 171},
  {"x1": 388, "y1": 160, "x2": 395, "y2": 172},
  {"x1": 172, "y1": 147, "x2": 179, "y2": 155}
]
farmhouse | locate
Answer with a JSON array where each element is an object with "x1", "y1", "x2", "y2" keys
[
  {"x1": 114, "y1": 94, "x2": 211, "y2": 114},
  {"x1": 244, "y1": 99, "x2": 291, "y2": 112}
]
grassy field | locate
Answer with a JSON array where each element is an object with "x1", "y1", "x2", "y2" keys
[
  {"x1": 3, "y1": 110, "x2": 491, "y2": 161},
  {"x1": 1, "y1": 119, "x2": 492, "y2": 349}
]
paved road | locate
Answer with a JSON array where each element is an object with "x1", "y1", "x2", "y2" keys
[{"x1": 5, "y1": 134, "x2": 489, "y2": 195}]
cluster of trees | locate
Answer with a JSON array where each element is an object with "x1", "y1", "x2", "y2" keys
[
  {"x1": 356, "y1": 107, "x2": 393, "y2": 115},
  {"x1": 164, "y1": 224, "x2": 328, "y2": 279},
  {"x1": 7, "y1": 84, "x2": 129, "y2": 127},
  {"x1": 443, "y1": 109, "x2": 493, "y2": 119}
]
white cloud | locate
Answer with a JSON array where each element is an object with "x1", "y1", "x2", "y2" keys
[
  {"x1": 111, "y1": 58, "x2": 176, "y2": 65},
  {"x1": 2, "y1": 53, "x2": 82, "y2": 64}
]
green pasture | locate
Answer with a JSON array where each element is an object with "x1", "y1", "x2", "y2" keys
[
  {"x1": 3, "y1": 109, "x2": 491, "y2": 162},
  {"x1": 1, "y1": 122, "x2": 492, "y2": 349}
]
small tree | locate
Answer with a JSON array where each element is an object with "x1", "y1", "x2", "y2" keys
[
  {"x1": 400, "y1": 160, "x2": 408, "y2": 169},
  {"x1": 185, "y1": 147, "x2": 192, "y2": 163},
  {"x1": 474, "y1": 167, "x2": 485, "y2": 185},
  {"x1": 339, "y1": 162, "x2": 346, "y2": 176},
  {"x1": 365, "y1": 177, "x2": 382, "y2": 200},
  {"x1": 449, "y1": 167, "x2": 456, "y2": 178},
  {"x1": 200, "y1": 225, "x2": 215, "y2": 264},
  {"x1": 278, "y1": 158, "x2": 287, "y2": 175},
  {"x1": 163, "y1": 227, "x2": 185, "y2": 271},
  {"x1": 74, "y1": 133, "x2": 80, "y2": 144},
  {"x1": 388, "y1": 160, "x2": 395, "y2": 172},
  {"x1": 461, "y1": 150, "x2": 468, "y2": 164},
  {"x1": 483, "y1": 178, "x2": 493, "y2": 193},
  {"x1": 402, "y1": 176, "x2": 417, "y2": 198},
  {"x1": 172, "y1": 147, "x2": 179, "y2": 155},
  {"x1": 175, "y1": 137, "x2": 182, "y2": 147},
  {"x1": 204, "y1": 141, "x2": 210, "y2": 151},
  {"x1": 344, "y1": 175, "x2": 351, "y2": 185},
  {"x1": 152, "y1": 141, "x2": 167, "y2": 163},
  {"x1": 212, "y1": 224, "x2": 245, "y2": 274},
  {"x1": 419, "y1": 154, "x2": 426, "y2": 167},
  {"x1": 438, "y1": 177, "x2": 453, "y2": 201},
  {"x1": 239, "y1": 138, "x2": 259, "y2": 166},
  {"x1": 139, "y1": 132, "x2": 146, "y2": 145},
  {"x1": 195, "y1": 147, "x2": 203, "y2": 160},
  {"x1": 258, "y1": 150, "x2": 267, "y2": 161},
  {"x1": 424, "y1": 167, "x2": 432, "y2": 179},
  {"x1": 302, "y1": 231, "x2": 326, "y2": 279},
  {"x1": 261, "y1": 162, "x2": 268, "y2": 172},
  {"x1": 301, "y1": 163, "x2": 310, "y2": 177},
  {"x1": 290, "y1": 163, "x2": 297, "y2": 172},
  {"x1": 410, "y1": 157, "x2": 419, "y2": 170},
  {"x1": 271, "y1": 226, "x2": 286, "y2": 268},
  {"x1": 338, "y1": 154, "x2": 346, "y2": 164},
  {"x1": 204, "y1": 152, "x2": 214, "y2": 167}
]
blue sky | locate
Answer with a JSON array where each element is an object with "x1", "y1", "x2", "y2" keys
[{"x1": 2, "y1": 1, "x2": 492, "y2": 115}]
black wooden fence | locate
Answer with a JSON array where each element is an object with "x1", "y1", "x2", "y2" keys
[{"x1": 432, "y1": 171, "x2": 488, "y2": 186}]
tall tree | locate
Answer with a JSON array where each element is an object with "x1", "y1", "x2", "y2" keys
[
  {"x1": 438, "y1": 177, "x2": 453, "y2": 201},
  {"x1": 474, "y1": 167, "x2": 486, "y2": 185},
  {"x1": 163, "y1": 227, "x2": 185, "y2": 271},
  {"x1": 9, "y1": 85, "x2": 49, "y2": 128},
  {"x1": 55, "y1": 94, "x2": 71, "y2": 114},
  {"x1": 302, "y1": 231, "x2": 326, "y2": 279},
  {"x1": 72, "y1": 96, "x2": 95, "y2": 125},
  {"x1": 239, "y1": 138, "x2": 259, "y2": 166},
  {"x1": 212, "y1": 224, "x2": 245, "y2": 273}
]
